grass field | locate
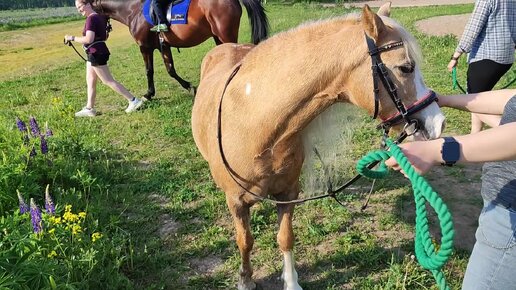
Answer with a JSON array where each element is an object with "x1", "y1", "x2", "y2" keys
[
  {"x1": 0, "y1": 3, "x2": 514, "y2": 290},
  {"x1": 0, "y1": 7, "x2": 80, "y2": 31}
]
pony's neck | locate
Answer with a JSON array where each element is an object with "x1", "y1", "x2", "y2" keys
[{"x1": 241, "y1": 18, "x2": 367, "y2": 145}]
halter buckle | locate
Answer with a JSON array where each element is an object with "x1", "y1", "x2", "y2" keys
[{"x1": 403, "y1": 119, "x2": 419, "y2": 136}]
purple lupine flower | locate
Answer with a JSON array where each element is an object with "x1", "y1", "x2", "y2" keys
[
  {"x1": 29, "y1": 198, "x2": 43, "y2": 234},
  {"x1": 16, "y1": 117, "x2": 27, "y2": 133},
  {"x1": 17, "y1": 190, "x2": 29, "y2": 214},
  {"x1": 45, "y1": 122, "x2": 53, "y2": 137},
  {"x1": 44, "y1": 185, "x2": 55, "y2": 215},
  {"x1": 40, "y1": 136, "x2": 48, "y2": 155},
  {"x1": 29, "y1": 116, "x2": 41, "y2": 137}
]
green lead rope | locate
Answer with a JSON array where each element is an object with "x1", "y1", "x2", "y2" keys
[{"x1": 356, "y1": 138, "x2": 454, "y2": 290}]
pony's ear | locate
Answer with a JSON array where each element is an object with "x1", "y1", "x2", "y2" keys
[
  {"x1": 377, "y1": 2, "x2": 392, "y2": 17},
  {"x1": 362, "y1": 4, "x2": 386, "y2": 41}
]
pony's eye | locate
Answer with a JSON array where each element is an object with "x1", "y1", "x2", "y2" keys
[{"x1": 399, "y1": 63, "x2": 415, "y2": 74}]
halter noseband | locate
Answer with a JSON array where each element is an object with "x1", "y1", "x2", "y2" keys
[{"x1": 365, "y1": 34, "x2": 437, "y2": 136}]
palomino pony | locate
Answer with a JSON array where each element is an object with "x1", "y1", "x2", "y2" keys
[
  {"x1": 192, "y1": 4, "x2": 445, "y2": 290},
  {"x1": 86, "y1": 0, "x2": 269, "y2": 99}
]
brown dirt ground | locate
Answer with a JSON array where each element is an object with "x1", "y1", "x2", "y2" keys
[{"x1": 416, "y1": 14, "x2": 471, "y2": 38}]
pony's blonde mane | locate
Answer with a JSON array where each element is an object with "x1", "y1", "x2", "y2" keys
[
  {"x1": 299, "y1": 15, "x2": 423, "y2": 196},
  {"x1": 381, "y1": 16, "x2": 422, "y2": 64}
]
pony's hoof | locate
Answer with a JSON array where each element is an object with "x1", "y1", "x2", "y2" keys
[
  {"x1": 283, "y1": 283, "x2": 303, "y2": 290},
  {"x1": 189, "y1": 85, "x2": 197, "y2": 96},
  {"x1": 238, "y1": 279, "x2": 256, "y2": 290}
]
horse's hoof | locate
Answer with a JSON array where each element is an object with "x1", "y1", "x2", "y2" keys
[{"x1": 143, "y1": 92, "x2": 154, "y2": 101}]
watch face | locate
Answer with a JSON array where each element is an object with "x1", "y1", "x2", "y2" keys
[{"x1": 443, "y1": 140, "x2": 460, "y2": 162}]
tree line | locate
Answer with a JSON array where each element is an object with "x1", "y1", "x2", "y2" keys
[{"x1": 0, "y1": 0, "x2": 75, "y2": 10}]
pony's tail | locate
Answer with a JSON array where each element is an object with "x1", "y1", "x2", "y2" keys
[{"x1": 240, "y1": 0, "x2": 269, "y2": 44}]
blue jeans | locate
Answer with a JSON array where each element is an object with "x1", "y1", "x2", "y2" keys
[{"x1": 462, "y1": 201, "x2": 516, "y2": 290}]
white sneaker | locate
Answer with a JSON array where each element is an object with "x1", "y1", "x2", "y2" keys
[
  {"x1": 75, "y1": 107, "x2": 96, "y2": 117},
  {"x1": 125, "y1": 98, "x2": 143, "y2": 113}
]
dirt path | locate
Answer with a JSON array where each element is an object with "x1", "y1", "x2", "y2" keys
[
  {"x1": 416, "y1": 13, "x2": 470, "y2": 38},
  {"x1": 345, "y1": 0, "x2": 474, "y2": 38},
  {"x1": 344, "y1": 0, "x2": 474, "y2": 8}
]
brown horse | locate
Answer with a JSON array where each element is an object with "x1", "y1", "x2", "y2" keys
[
  {"x1": 86, "y1": 0, "x2": 269, "y2": 99},
  {"x1": 192, "y1": 3, "x2": 445, "y2": 290}
]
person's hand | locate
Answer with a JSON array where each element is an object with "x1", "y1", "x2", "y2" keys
[
  {"x1": 447, "y1": 58, "x2": 458, "y2": 72},
  {"x1": 64, "y1": 35, "x2": 74, "y2": 43},
  {"x1": 385, "y1": 140, "x2": 442, "y2": 176}
]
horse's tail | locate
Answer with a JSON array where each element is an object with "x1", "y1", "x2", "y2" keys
[{"x1": 240, "y1": 0, "x2": 269, "y2": 44}]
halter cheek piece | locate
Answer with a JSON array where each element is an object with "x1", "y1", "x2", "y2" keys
[{"x1": 364, "y1": 34, "x2": 438, "y2": 138}]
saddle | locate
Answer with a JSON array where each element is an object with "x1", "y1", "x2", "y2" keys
[{"x1": 142, "y1": 0, "x2": 191, "y2": 26}]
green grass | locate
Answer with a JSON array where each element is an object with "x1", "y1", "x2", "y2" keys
[
  {"x1": 0, "y1": 7, "x2": 81, "y2": 31},
  {"x1": 1, "y1": 3, "x2": 512, "y2": 289}
]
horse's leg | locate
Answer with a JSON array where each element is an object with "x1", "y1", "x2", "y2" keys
[
  {"x1": 160, "y1": 45, "x2": 195, "y2": 95},
  {"x1": 139, "y1": 46, "x2": 155, "y2": 100},
  {"x1": 277, "y1": 192, "x2": 302, "y2": 290},
  {"x1": 226, "y1": 194, "x2": 256, "y2": 290}
]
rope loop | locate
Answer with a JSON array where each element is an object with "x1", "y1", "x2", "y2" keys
[{"x1": 356, "y1": 138, "x2": 454, "y2": 290}]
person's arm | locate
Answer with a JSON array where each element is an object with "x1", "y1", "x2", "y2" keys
[
  {"x1": 447, "y1": 0, "x2": 492, "y2": 71},
  {"x1": 65, "y1": 30, "x2": 95, "y2": 45},
  {"x1": 438, "y1": 89, "x2": 516, "y2": 115},
  {"x1": 385, "y1": 122, "x2": 516, "y2": 175}
]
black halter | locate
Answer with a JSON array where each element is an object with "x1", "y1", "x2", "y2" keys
[{"x1": 365, "y1": 34, "x2": 438, "y2": 137}]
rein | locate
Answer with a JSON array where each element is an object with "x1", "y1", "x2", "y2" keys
[
  {"x1": 216, "y1": 64, "x2": 352, "y2": 205},
  {"x1": 64, "y1": 40, "x2": 87, "y2": 62},
  {"x1": 216, "y1": 34, "x2": 437, "y2": 207}
]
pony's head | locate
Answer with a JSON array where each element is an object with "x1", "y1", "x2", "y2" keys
[{"x1": 346, "y1": 4, "x2": 444, "y2": 140}]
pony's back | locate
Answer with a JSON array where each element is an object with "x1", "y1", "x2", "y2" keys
[{"x1": 199, "y1": 43, "x2": 255, "y2": 81}]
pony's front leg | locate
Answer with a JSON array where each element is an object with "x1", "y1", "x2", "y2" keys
[
  {"x1": 226, "y1": 194, "x2": 256, "y2": 290},
  {"x1": 139, "y1": 46, "x2": 155, "y2": 100},
  {"x1": 160, "y1": 46, "x2": 195, "y2": 95},
  {"x1": 277, "y1": 202, "x2": 302, "y2": 290}
]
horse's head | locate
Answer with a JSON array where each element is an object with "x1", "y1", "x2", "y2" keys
[{"x1": 347, "y1": 3, "x2": 445, "y2": 140}]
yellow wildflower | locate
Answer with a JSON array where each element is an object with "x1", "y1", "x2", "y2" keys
[
  {"x1": 47, "y1": 250, "x2": 57, "y2": 258},
  {"x1": 71, "y1": 224, "x2": 82, "y2": 235},
  {"x1": 78, "y1": 212, "x2": 86, "y2": 219},
  {"x1": 63, "y1": 211, "x2": 79, "y2": 223},
  {"x1": 91, "y1": 232, "x2": 103, "y2": 242},
  {"x1": 48, "y1": 228, "x2": 55, "y2": 234},
  {"x1": 49, "y1": 216, "x2": 62, "y2": 224}
]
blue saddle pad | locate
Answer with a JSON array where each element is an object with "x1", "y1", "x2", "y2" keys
[{"x1": 143, "y1": 0, "x2": 190, "y2": 25}]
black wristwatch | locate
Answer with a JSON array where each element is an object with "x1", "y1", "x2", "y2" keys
[{"x1": 441, "y1": 137, "x2": 460, "y2": 166}]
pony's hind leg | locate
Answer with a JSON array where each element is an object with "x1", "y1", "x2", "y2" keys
[
  {"x1": 160, "y1": 46, "x2": 195, "y2": 95},
  {"x1": 226, "y1": 194, "x2": 256, "y2": 290},
  {"x1": 277, "y1": 196, "x2": 302, "y2": 290}
]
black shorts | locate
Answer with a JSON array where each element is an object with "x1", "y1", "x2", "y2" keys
[
  {"x1": 87, "y1": 53, "x2": 110, "y2": 66},
  {"x1": 467, "y1": 59, "x2": 512, "y2": 93}
]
